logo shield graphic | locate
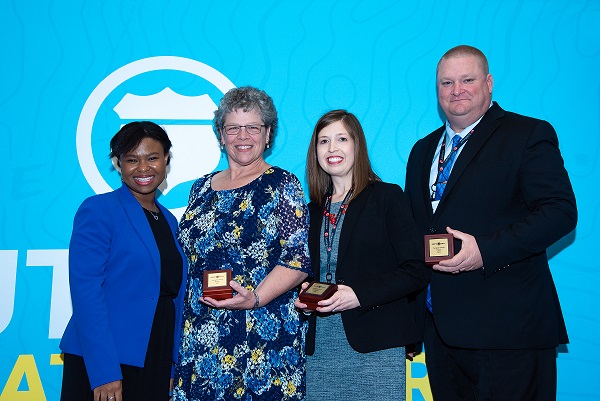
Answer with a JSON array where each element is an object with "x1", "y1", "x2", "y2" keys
[
  {"x1": 76, "y1": 56, "x2": 235, "y2": 220},
  {"x1": 113, "y1": 88, "x2": 220, "y2": 196}
]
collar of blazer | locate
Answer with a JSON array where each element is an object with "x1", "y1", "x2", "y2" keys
[
  {"x1": 115, "y1": 184, "x2": 162, "y2": 276},
  {"x1": 430, "y1": 102, "x2": 505, "y2": 216},
  {"x1": 309, "y1": 183, "x2": 375, "y2": 281}
]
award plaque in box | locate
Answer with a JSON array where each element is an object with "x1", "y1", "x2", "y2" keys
[
  {"x1": 202, "y1": 269, "x2": 233, "y2": 300},
  {"x1": 298, "y1": 282, "x2": 338, "y2": 311},
  {"x1": 424, "y1": 233, "x2": 455, "y2": 265}
]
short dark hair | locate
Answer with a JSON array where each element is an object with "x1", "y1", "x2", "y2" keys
[
  {"x1": 109, "y1": 121, "x2": 172, "y2": 167},
  {"x1": 306, "y1": 109, "x2": 380, "y2": 205},
  {"x1": 213, "y1": 86, "x2": 278, "y2": 148}
]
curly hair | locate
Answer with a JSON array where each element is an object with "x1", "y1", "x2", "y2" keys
[{"x1": 213, "y1": 86, "x2": 278, "y2": 148}]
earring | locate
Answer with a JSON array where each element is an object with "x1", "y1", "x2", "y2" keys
[
  {"x1": 266, "y1": 143, "x2": 270, "y2": 149},
  {"x1": 221, "y1": 143, "x2": 224, "y2": 150}
]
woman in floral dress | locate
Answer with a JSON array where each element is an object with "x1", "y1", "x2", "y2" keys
[{"x1": 173, "y1": 86, "x2": 310, "y2": 401}]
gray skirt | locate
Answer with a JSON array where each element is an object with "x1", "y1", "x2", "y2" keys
[{"x1": 305, "y1": 312, "x2": 406, "y2": 401}]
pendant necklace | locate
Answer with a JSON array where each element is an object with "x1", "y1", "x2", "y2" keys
[
  {"x1": 322, "y1": 188, "x2": 353, "y2": 283},
  {"x1": 147, "y1": 207, "x2": 159, "y2": 221}
]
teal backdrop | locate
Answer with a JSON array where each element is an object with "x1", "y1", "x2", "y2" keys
[{"x1": 1, "y1": 1, "x2": 597, "y2": 400}]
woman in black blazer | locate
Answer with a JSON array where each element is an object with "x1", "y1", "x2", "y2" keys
[{"x1": 295, "y1": 110, "x2": 429, "y2": 400}]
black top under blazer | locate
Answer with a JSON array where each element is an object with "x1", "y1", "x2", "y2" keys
[
  {"x1": 404, "y1": 102, "x2": 577, "y2": 349},
  {"x1": 305, "y1": 181, "x2": 430, "y2": 355}
]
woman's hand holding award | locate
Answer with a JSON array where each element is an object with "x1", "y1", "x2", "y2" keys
[
  {"x1": 299, "y1": 281, "x2": 338, "y2": 311},
  {"x1": 202, "y1": 269, "x2": 233, "y2": 300}
]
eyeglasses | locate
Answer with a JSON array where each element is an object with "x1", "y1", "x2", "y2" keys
[{"x1": 222, "y1": 124, "x2": 265, "y2": 136}]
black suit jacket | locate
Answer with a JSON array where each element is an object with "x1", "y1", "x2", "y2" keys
[
  {"x1": 305, "y1": 181, "x2": 429, "y2": 355},
  {"x1": 404, "y1": 102, "x2": 577, "y2": 349}
]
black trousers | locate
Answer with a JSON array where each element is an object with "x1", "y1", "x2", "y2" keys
[
  {"x1": 61, "y1": 297, "x2": 174, "y2": 401},
  {"x1": 60, "y1": 353, "x2": 171, "y2": 401},
  {"x1": 424, "y1": 312, "x2": 558, "y2": 401}
]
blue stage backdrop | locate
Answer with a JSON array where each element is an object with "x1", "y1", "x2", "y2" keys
[{"x1": 1, "y1": 1, "x2": 598, "y2": 400}]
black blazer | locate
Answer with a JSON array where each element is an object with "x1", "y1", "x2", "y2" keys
[
  {"x1": 404, "y1": 102, "x2": 577, "y2": 349},
  {"x1": 305, "y1": 181, "x2": 429, "y2": 355}
]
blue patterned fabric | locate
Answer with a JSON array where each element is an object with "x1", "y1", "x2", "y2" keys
[
  {"x1": 173, "y1": 167, "x2": 311, "y2": 401},
  {"x1": 433, "y1": 134, "x2": 462, "y2": 201}
]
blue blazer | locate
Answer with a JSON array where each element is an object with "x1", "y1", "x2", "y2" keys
[{"x1": 60, "y1": 184, "x2": 188, "y2": 389}]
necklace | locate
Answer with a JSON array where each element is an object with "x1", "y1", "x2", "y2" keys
[
  {"x1": 148, "y1": 208, "x2": 159, "y2": 221},
  {"x1": 322, "y1": 188, "x2": 353, "y2": 283}
]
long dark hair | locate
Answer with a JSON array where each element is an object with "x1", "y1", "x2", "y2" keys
[{"x1": 306, "y1": 109, "x2": 380, "y2": 205}]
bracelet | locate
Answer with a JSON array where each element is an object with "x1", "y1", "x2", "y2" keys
[{"x1": 252, "y1": 290, "x2": 260, "y2": 309}]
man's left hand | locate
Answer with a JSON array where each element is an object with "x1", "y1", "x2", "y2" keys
[{"x1": 433, "y1": 227, "x2": 483, "y2": 273}]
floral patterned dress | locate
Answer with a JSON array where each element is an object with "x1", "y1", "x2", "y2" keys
[{"x1": 174, "y1": 167, "x2": 311, "y2": 401}]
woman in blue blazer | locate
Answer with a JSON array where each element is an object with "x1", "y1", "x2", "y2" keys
[{"x1": 60, "y1": 121, "x2": 188, "y2": 401}]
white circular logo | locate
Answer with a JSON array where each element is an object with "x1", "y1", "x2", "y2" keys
[{"x1": 76, "y1": 56, "x2": 235, "y2": 219}]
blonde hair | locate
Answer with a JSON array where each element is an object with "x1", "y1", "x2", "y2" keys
[{"x1": 437, "y1": 45, "x2": 489, "y2": 75}]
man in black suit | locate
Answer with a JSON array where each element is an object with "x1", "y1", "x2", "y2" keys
[{"x1": 404, "y1": 45, "x2": 577, "y2": 400}]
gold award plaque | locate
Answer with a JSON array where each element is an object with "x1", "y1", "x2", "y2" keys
[
  {"x1": 304, "y1": 282, "x2": 330, "y2": 296},
  {"x1": 299, "y1": 281, "x2": 338, "y2": 311},
  {"x1": 206, "y1": 272, "x2": 228, "y2": 288},
  {"x1": 429, "y1": 238, "x2": 449, "y2": 257},
  {"x1": 424, "y1": 233, "x2": 454, "y2": 265},
  {"x1": 202, "y1": 269, "x2": 233, "y2": 300}
]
